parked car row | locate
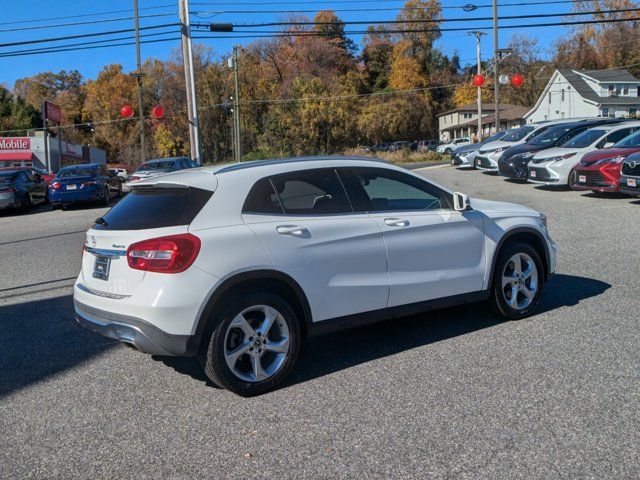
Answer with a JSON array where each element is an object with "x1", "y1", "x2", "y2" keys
[
  {"x1": 365, "y1": 139, "x2": 443, "y2": 153},
  {"x1": 0, "y1": 156, "x2": 199, "y2": 214},
  {"x1": 450, "y1": 117, "x2": 640, "y2": 198}
]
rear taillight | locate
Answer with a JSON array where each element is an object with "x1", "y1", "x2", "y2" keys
[
  {"x1": 126, "y1": 234, "x2": 201, "y2": 274},
  {"x1": 51, "y1": 182, "x2": 61, "y2": 190},
  {"x1": 82, "y1": 181, "x2": 98, "y2": 187},
  {"x1": 2, "y1": 187, "x2": 15, "y2": 193},
  {"x1": 130, "y1": 176, "x2": 140, "y2": 181}
]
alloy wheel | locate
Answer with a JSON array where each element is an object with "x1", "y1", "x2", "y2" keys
[
  {"x1": 501, "y1": 252, "x2": 538, "y2": 310},
  {"x1": 223, "y1": 305, "x2": 290, "y2": 383}
]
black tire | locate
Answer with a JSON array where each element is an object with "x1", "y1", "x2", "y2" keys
[
  {"x1": 490, "y1": 242, "x2": 544, "y2": 320},
  {"x1": 22, "y1": 194, "x2": 32, "y2": 212},
  {"x1": 103, "y1": 187, "x2": 111, "y2": 206},
  {"x1": 445, "y1": 148, "x2": 452, "y2": 155},
  {"x1": 199, "y1": 292, "x2": 301, "y2": 396}
]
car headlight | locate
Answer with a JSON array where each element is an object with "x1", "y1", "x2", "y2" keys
[{"x1": 595, "y1": 155, "x2": 626, "y2": 166}]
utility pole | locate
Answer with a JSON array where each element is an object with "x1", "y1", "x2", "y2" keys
[
  {"x1": 179, "y1": 0, "x2": 201, "y2": 164},
  {"x1": 469, "y1": 31, "x2": 486, "y2": 142},
  {"x1": 41, "y1": 102, "x2": 50, "y2": 172},
  {"x1": 232, "y1": 46, "x2": 241, "y2": 163},
  {"x1": 133, "y1": 0, "x2": 146, "y2": 163},
  {"x1": 492, "y1": 0, "x2": 500, "y2": 133}
]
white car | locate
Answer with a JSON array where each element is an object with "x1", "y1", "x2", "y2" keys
[
  {"x1": 475, "y1": 118, "x2": 593, "y2": 172},
  {"x1": 527, "y1": 121, "x2": 640, "y2": 186},
  {"x1": 109, "y1": 168, "x2": 130, "y2": 181},
  {"x1": 74, "y1": 157, "x2": 556, "y2": 396},
  {"x1": 437, "y1": 137, "x2": 470, "y2": 154}
]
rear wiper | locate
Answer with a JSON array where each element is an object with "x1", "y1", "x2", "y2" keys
[{"x1": 95, "y1": 216, "x2": 108, "y2": 227}]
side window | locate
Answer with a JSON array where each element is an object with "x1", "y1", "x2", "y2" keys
[
  {"x1": 606, "y1": 128, "x2": 636, "y2": 144},
  {"x1": 270, "y1": 169, "x2": 352, "y2": 215},
  {"x1": 344, "y1": 168, "x2": 452, "y2": 212},
  {"x1": 242, "y1": 178, "x2": 284, "y2": 214},
  {"x1": 23, "y1": 171, "x2": 35, "y2": 182}
]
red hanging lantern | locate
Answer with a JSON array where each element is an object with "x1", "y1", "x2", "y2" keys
[
  {"x1": 472, "y1": 74, "x2": 485, "y2": 87},
  {"x1": 151, "y1": 105, "x2": 165, "y2": 119},
  {"x1": 120, "y1": 104, "x2": 134, "y2": 118},
  {"x1": 511, "y1": 73, "x2": 524, "y2": 87}
]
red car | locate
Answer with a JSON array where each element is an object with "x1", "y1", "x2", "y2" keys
[{"x1": 571, "y1": 130, "x2": 640, "y2": 194}]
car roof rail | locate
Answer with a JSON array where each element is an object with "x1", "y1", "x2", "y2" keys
[{"x1": 215, "y1": 155, "x2": 390, "y2": 174}]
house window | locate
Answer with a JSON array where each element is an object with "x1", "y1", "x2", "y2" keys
[
  {"x1": 630, "y1": 107, "x2": 637, "y2": 116},
  {"x1": 608, "y1": 85, "x2": 615, "y2": 96},
  {"x1": 561, "y1": 89, "x2": 565, "y2": 101},
  {"x1": 623, "y1": 85, "x2": 629, "y2": 95},
  {"x1": 602, "y1": 107, "x2": 609, "y2": 117},
  {"x1": 616, "y1": 85, "x2": 622, "y2": 96}
]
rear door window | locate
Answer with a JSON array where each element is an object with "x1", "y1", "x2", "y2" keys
[
  {"x1": 93, "y1": 187, "x2": 213, "y2": 230},
  {"x1": 269, "y1": 169, "x2": 352, "y2": 215}
]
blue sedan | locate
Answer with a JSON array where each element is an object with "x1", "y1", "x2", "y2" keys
[{"x1": 49, "y1": 164, "x2": 122, "y2": 210}]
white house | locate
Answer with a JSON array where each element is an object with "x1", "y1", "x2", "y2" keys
[{"x1": 525, "y1": 68, "x2": 640, "y2": 122}]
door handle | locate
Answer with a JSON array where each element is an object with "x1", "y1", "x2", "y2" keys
[
  {"x1": 384, "y1": 218, "x2": 411, "y2": 227},
  {"x1": 276, "y1": 225, "x2": 309, "y2": 236}
]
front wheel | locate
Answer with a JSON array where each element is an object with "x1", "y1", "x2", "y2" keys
[
  {"x1": 199, "y1": 292, "x2": 301, "y2": 396},
  {"x1": 490, "y1": 242, "x2": 543, "y2": 320}
]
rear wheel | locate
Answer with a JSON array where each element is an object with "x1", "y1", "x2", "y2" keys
[
  {"x1": 199, "y1": 292, "x2": 301, "y2": 396},
  {"x1": 490, "y1": 242, "x2": 543, "y2": 320}
]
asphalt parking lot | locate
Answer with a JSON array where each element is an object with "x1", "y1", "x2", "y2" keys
[{"x1": 1, "y1": 166, "x2": 639, "y2": 479}]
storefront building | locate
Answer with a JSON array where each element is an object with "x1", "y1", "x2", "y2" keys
[{"x1": 0, "y1": 132, "x2": 106, "y2": 173}]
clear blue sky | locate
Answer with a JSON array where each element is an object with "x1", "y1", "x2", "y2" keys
[{"x1": 0, "y1": 0, "x2": 572, "y2": 89}]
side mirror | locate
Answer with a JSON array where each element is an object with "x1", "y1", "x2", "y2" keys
[
  {"x1": 603, "y1": 142, "x2": 614, "y2": 148},
  {"x1": 453, "y1": 192, "x2": 471, "y2": 212}
]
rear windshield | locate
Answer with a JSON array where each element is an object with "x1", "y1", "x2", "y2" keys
[
  {"x1": 138, "y1": 161, "x2": 175, "y2": 171},
  {"x1": 93, "y1": 187, "x2": 213, "y2": 230},
  {"x1": 614, "y1": 130, "x2": 640, "y2": 148},
  {"x1": 58, "y1": 167, "x2": 97, "y2": 178},
  {"x1": 562, "y1": 129, "x2": 605, "y2": 148},
  {"x1": 501, "y1": 126, "x2": 534, "y2": 142}
]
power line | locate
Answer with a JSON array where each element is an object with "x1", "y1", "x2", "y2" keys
[
  {"x1": 0, "y1": 23, "x2": 179, "y2": 49},
  {"x1": 0, "y1": 12, "x2": 178, "y2": 34},
  {"x1": 221, "y1": 7, "x2": 640, "y2": 28},
  {"x1": 0, "y1": 4, "x2": 177, "y2": 28},
  {"x1": 0, "y1": 31, "x2": 180, "y2": 58},
  {"x1": 190, "y1": 0, "x2": 606, "y2": 8}
]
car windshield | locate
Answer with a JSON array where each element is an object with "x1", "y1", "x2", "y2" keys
[
  {"x1": 614, "y1": 129, "x2": 640, "y2": 148},
  {"x1": 57, "y1": 167, "x2": 96, "y2": 178},
  {"x1": 483, "y1": 131, "x2": 507, "y2": 143},
  {"x1": 529, "y1": 125, "x2": 576, "y2": 147},
  {"x1": 501, "y1": 126, "x2": 534, "y2": 142},
  {"x1": 562, "y1": 129, "x2": 605, "y2": 148},
  {"x1": 138, "y1": 160, "x2": 175, "y2": 171}
]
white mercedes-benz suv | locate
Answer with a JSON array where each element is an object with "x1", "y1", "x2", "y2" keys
[{"x1": 74, "y1": 157, "x2": 556, "y2": 396}]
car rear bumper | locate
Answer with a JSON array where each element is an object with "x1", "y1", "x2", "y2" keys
[
  {"x1": 50, "y1": 188, "x2": 101, "y2": 204},
  {"x1": 74, "y1": 300, "x2": 198, "y2": 356},
  {"x1": 0, "y1": 193, "x2": 18, "y2": 209}
]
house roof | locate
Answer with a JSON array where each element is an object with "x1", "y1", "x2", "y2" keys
[
  {"x1": 558, "y1": 69, "x2": 640, "y2": 105},
  {"x1": 581, "y1": 69, "x2": 639, "y2": 83},
  {"x1": 440, "y1": 104, "x2": 530, "y2": 132},
  {"x1": 437, "y1": 103, "x2": 517, "y2": 117}
]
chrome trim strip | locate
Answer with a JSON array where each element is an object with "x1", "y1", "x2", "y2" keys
[
  {"x1": 77, "y1": 283, "x2": 130, "y2": 299},
  {"x1": 85, "y1": 247, "x2": 126, "y2": 258}
]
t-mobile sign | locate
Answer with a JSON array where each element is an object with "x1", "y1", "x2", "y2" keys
[{"x1": 0, "y1": 137, "x2": 31, "y2": 153}]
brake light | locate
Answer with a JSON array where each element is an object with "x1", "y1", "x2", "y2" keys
[
  {"x1": 126, "y1": 234, "x2": 201, "y2": 274},
  {"x1": 2, "y1": 187, "x2": 15, "y2": 193},
  {"x1": 82, "y1": 181, "x2": 98, "y2": 187},
  {"x1": 130, "y1": 176, "x2": 140, "y2": 181},
  {"x1": 51, "y1": 182, "x2": 62, "y2": 190}
]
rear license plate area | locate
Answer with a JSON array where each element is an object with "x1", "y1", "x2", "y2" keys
[
  {"x1": 93, "y1": 255, "x2": 111, "y2": 281},
  {"x1": 66, "y1": 184, "x2": 77, "y2": 190}
]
